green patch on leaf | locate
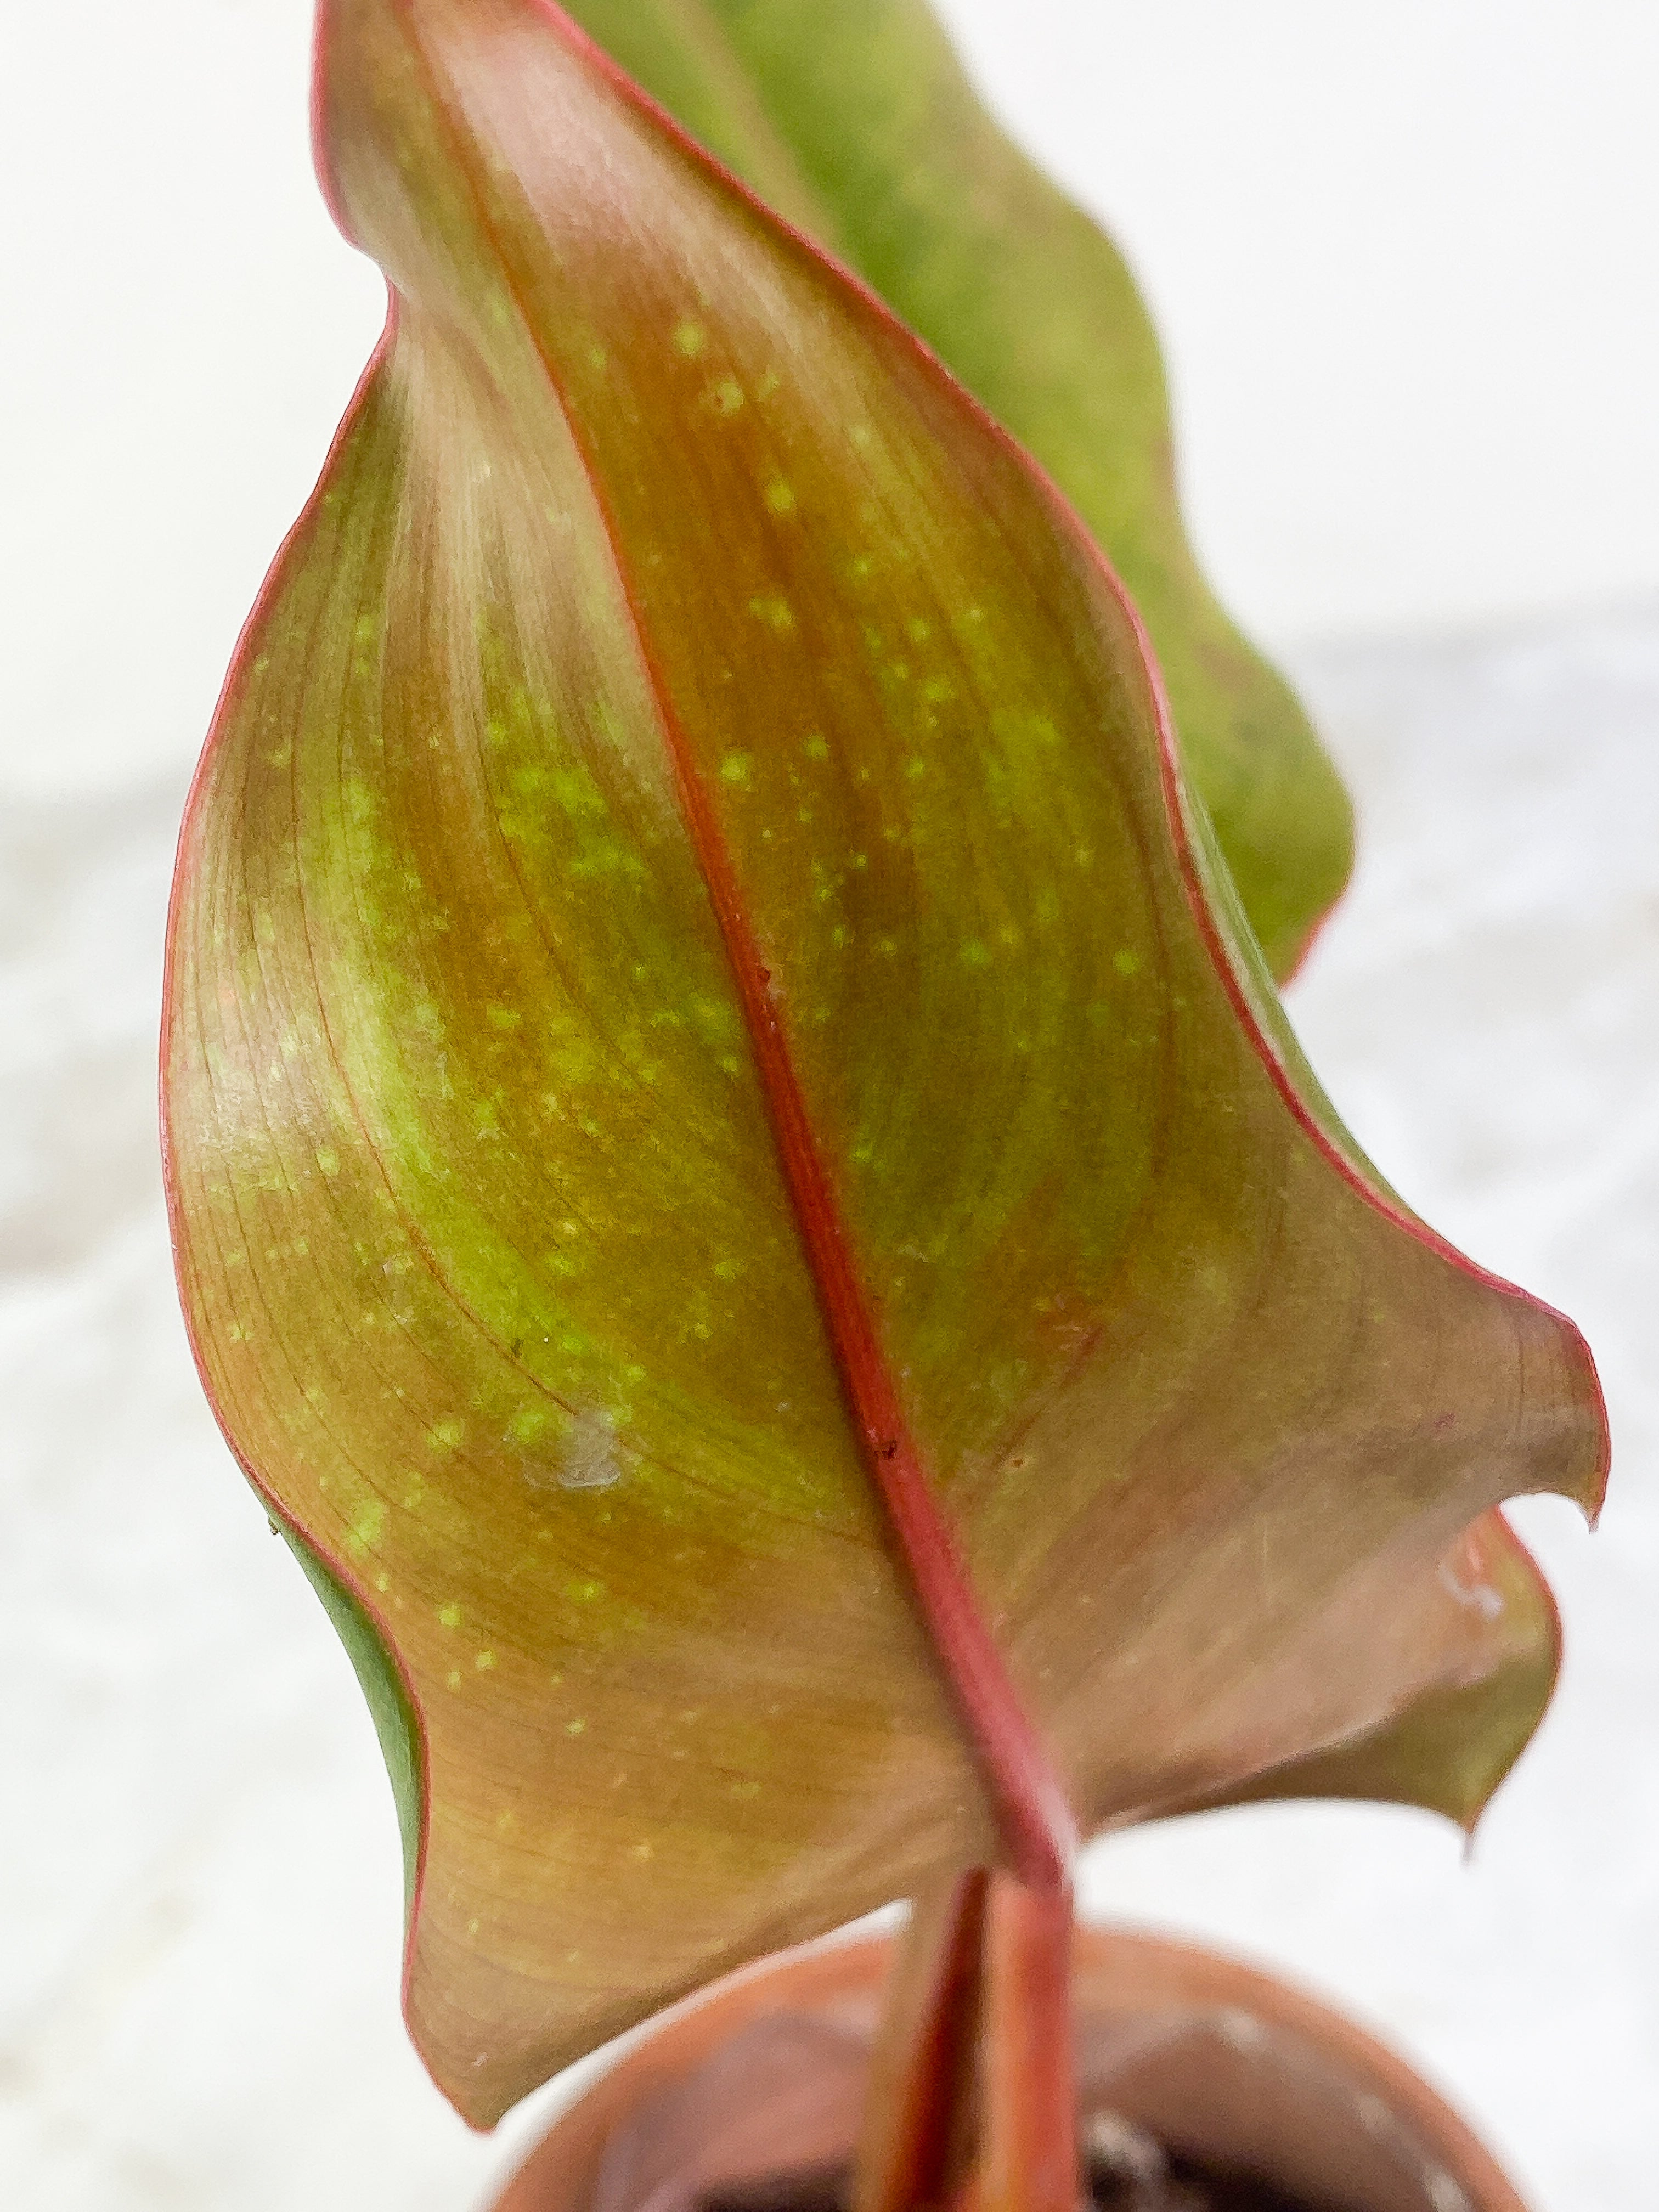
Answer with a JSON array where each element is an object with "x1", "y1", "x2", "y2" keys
[{"x1": 283, "y1": 1525, "x2": 422, "y2": 1915}]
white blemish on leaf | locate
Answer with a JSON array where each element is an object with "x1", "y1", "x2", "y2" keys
[
  {"x1": 524, "y1": 1407, "x2": 625, "y2": 1493},
  {"x1": 1438, "y1": 1557, "x2": 1504, "y2": 1620}
]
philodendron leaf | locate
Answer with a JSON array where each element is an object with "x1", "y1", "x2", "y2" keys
[
  {"x1": 163, "y1": 0, "x2": 1605, "y2": 2126},
  {"x1": 551, "y1": 0, "x2": 1354, "y2": 979}
]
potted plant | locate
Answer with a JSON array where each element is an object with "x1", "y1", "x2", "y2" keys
[{"x1": 160, "y1": 3, "x2": 1609, "y2": 2207}]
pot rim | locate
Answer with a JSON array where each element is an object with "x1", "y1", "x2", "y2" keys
[{"x1": 488, "y1": 1921, "x2": 1531, "y2": 2212}]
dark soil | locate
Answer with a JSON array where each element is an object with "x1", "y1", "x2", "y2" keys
[
  {"x1": 696, "y1": 2136, "x2": 1339, "y2": 2212},
  {"x1": 1114, "y1": 2150, "x2": 1330, "y2": 2211}
]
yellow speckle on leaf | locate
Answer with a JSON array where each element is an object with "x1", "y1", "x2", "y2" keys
[
  {"x1": 566, "y1": 1718, "x2": 586, "y2": 1736},
  {"x1": 747, "y1": 593, "x2": 795, "y2": 636},
  {"x1": 438, "y1": 1602, "x2": 462, "y2": 1629},
  {"x1": 314, "y1": 1148, "x2": 341, "y2": 1179},
  {"x1": 430, "y1": 1419, "x2": 465, "y2": 1451},
  {"x1": 764, "y1": 478, "x2": 797, "y2": 516},
  {"x1": 446, "y1": 1668, "x2": 462, "y2": 1690},
  {"x1": 720, "y1": 751, "x2": 753, "y2": 787},
  {"x1": 348, "y1": 1500, "x2": 385, "y2": 1555},
  {"x1": 672, "y1": 318, "x2": 707, "y2": 357},
  {"x1": 475, "y1": 1650, "x2": 496, "y2": 1671},
  {"x1": 1113, "y1": 947, "x2": 1143, "y2": 978},
  {"x1": 961, "y1": 940, "x2": 992, "y2": 969}
]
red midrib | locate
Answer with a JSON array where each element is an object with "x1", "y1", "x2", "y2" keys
[
  {"x1": 645, "y1": 692, "x2": 1077, "y2": 1895},
  {"x1": 388, "y1": 0, "x2": 1077, "y2": 1898}
]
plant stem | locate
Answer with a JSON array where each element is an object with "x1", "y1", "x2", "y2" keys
[
  {"x1": 856, "y1": 1869, "x2": 988, "y2": 2212},
  {"x1": 855, "y1": 1869, "x2": 1078, "y2": 2212},
  {"x1": 977, "y1": 1874, "x2": 1077, "y2": 2212}
]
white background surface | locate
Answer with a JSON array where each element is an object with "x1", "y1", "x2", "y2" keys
[
  {"x1": 941, "y1": 0, "x2": 1659, "y2": 640},
  {"x1": 1, "y1": 3, "x2": 1655, "y2": 2208}
]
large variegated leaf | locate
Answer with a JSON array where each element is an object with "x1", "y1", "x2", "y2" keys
[
  {"x1": 552, "y1": 0, "x2": 1354, "y2": 977},
  {"x1": 162, "y1": 0, "x2": 1605, "y2": 2125}
]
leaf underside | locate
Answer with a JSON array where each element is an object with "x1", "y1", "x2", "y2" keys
[{"x1": 163, "y1": 0, "x2": 1605, "y2": 2124}]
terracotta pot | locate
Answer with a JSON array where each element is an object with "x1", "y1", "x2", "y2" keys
[{"x1": 488, "y1": 1926, "x2": 1530, "y2": 2212}]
